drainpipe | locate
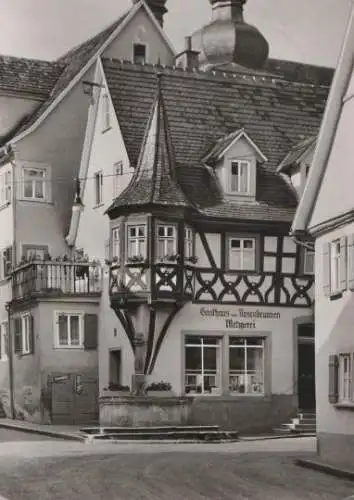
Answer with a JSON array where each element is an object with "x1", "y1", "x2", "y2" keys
[{"x1": 5, "y1": 303, "x2": 15, "y2": 420}]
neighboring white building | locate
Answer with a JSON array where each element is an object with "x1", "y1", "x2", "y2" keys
[{"x1": 292, "y1": 3, "x2": 354, "y2": 466}]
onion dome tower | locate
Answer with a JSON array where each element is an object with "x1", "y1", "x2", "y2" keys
[{"x1": 201, "y1": 0, "x2": 269, "y2": 70}]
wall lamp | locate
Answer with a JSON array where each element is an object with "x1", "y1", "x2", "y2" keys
[{"x1": 82, "y1": 80, "x2": 105, "y2": 104}]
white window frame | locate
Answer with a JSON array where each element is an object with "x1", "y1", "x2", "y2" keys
[
  {"x1": 229, "y1": 337, "x2": 265, "y2": 396},
  {"x1": 111, "y1": 227, "x2": 120, "y2": 260},
  {"x1": 184, "y1": 227, "x2": 194, "y2": 260},
  {"x1": 54, "y1": 312, "x2": 84, "y2": 349},
  {"x1": 330, "y1": 239, "x2": 341, "y2": 294},
  {"x1": 339, "y1": 353, "x2": 353, "y2": 403},
  {"x1": 230, "y1": 160, "x2": 251, "y2": 194},
  {"x1": 113, "y1": 161, "x2": 123, "y2": 198},
  {"x1": 126, "y1": 224, "x2": 147, "y2": 260},
  {"x1": 184, "y1": 335, "x2": 222, "y2": 395},
  {"x1": 156, "y1": 224, "x2": 177, "y2": 260},
  {"x1": 303, "y1": 248, "x2": 315, "y2": 275},
  {"x1": 0, "y1": 170, "x2": 11, "y2": 207},
  {"x1": 21, "y1": 314, "x2": 31, "y2": 355},
  {"x1": 228, "y1": 236, "x2": 257, "y2": 271},
  {"x1": 0, "y1": 322, "x2": 9, "y2": 361},
  {"x1": 102, "y1": 94, "x2": 111, "y2": 131},
  {"x1": 0, "y1": 246, "x2": 12, "y2": 280},
  {"x1": 94, "y1": 171, "x2": 103, "y2": 206},
  {"x1": 23, "y1": 167, "x2": 46, "y2": 201},
  {"x1": 133, "y1": 43, "x2": 147, "y2": 64}
]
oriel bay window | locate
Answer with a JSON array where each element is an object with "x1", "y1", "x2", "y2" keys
[
  {"x1": 185, "y1": 336, "x2": 221, "y2": 394},
  {"x1": 229, "y1": 337, "x2": 264, "y2": 395},
  {"x1": 111, "y1": 227, "x2": 120, "y2": 261},
  {"x1": 228, "y1": 236, "x2": 257, "y2": 271},
  {"x1": 127, "y1": 225, "x2": 146, "y2": 261},
  {"x1": 156, "y1": 225, "x2": 177, "y2": 260}
]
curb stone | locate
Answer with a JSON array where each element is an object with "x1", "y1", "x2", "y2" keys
[
  {"x1": 0, "y1": 421, "x2": 87, "y2": 443},
  {"x1": 295, "y1": 458, "x2": 354, "y2": 481}
]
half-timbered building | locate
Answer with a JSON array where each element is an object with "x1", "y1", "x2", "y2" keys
[{"x1": 70, "y1": 0, "x2": 333, "y2": 431}]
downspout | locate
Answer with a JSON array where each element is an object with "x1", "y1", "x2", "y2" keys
[{"x1": 5, "y1": 303, "x2": 15, "y2": 420}]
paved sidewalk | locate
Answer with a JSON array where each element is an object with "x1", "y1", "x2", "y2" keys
[{"x1": 0, "y1": 419, "x2": 87, "y2": 442}]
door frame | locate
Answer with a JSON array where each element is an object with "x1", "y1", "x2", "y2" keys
[{"x1": 293, "y1": 315, "x2": 315, "y2": 409}]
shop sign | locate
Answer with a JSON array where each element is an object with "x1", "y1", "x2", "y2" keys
[{"x1": 199, "y1": 306, "x2": 281, "y2": 330}]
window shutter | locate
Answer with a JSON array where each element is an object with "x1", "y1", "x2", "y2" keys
[
  {"x1": 84, "y1": 314, "x2": 98, "y2": 350},
  {"x1": 340, "y1": 236, "x2": 348, "y2": 292},
  {"x1": 28, "y1": 315, "x2": 35, "y2": 354},
  {"x1": 14, "y1": 317, "x2": 22, "y2": 354},
  {"x1": 328, "y1": 354, "x2": 339, "y2": 404},
  {"x1": 322, "y1": 242, "x2": 330, "y2": 297},
  {"x1": 348, "y1": 234, "x2": 354, "y2": 291}
]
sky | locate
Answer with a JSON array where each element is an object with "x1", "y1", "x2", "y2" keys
[{"x1": 0, "y1": 0, "x2": 353, "y2": 67}]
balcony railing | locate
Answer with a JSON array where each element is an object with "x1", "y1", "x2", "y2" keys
[{"x1": 12, "y1": 261, "x2": 102, "y2": 301}]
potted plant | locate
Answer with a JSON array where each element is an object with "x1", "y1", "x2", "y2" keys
[
  {"x1": 146, "y1": 381, "x2": 174, "y2": 397},
  {"x1": 127, "y1": 255, "x2": 146, "y2": 264},
  {"x1": 186, "y1": 256, "x2": 198, "y2": 264},
  {"x1": 102, "y1": 383, "x2": 131, "y2": 397}
]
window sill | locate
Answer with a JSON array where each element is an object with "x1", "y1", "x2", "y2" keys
[
  {"x1": 20, "y1": 198, "x2": 52, "y2": 205},
  {"x1": 185, "y1": 393, "x2": 270, "y2": 401},
  {"x1": 334, "y1": 402, "x2": 354, "y2": 410},
  {"x1": 93, "y1": 203, "x2": 105, "y2": 209},
  {"x1": 54, "y1": 346, "x2": 84, "y2": 350}
]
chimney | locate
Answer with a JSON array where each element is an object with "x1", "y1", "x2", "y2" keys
[
  {"x1": 175, "y1": 36, "x2": 200, "y2": 71},
  {"x1": 133, "y1": 0, "x2": 168, "y2": 27}
]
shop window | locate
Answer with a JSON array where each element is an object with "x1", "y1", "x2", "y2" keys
[
  {"x1": 127, "y1": 225, "x2": 146, "y2": 261},
  {"x1": 184, "y1": 335, "x2": 221, "y2": 395},
  {"x1": 229, "y1": 337, "x2": 264, "y2": 395},
  {"x1": 228, "y1": 236, "x2": 257, "y2": 271},
  {"x1": 156, "y1": 225, "x2": 177, "y2": 260},
  {"x1": 55, "y1": 312, "x2": 83, "y2": 348}
]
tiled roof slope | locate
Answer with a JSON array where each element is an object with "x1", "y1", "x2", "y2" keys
[
  {"x1": 277, "y1": 136, "x2": 317, "y2": 172},
  {"x1": 11, "y1": 13, "x2": 128, "y2": 139},
  {"x1": 0, "y1": 55, "x2": 65, "y2": 97},
  {"x1": 265, "y1": 59, "x2": 334, "y2": 86},
  {"x1": 108, "y1": 74, "x2": 192, "y2": 213},
  {"x1": 103, "y1": 59, "x2": 330, "y2": 223}
]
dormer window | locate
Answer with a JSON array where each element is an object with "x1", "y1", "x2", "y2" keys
[
  {"x1": 230, "y1": 160, "x2": 250, "y2": 194},
  {"x1": 133, "y1": 44, "x2": 146, "y2": 64}
]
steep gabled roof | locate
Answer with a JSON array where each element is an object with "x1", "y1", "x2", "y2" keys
[
  {"x1": 0, "y1": 55, "x2": 65, "y2": 98},
  {"x1": 103, "y1": 58, "x2": 330, "y2": 224},
  {"x1": 107, "y1": 74, "x2": 192, "y2": 215},
  {"x1": 292, "y1": 5, "x2": 354, "y2": 235},
  {"x1": 277, "y1": 135, "x2": 317, "y2": 173}
]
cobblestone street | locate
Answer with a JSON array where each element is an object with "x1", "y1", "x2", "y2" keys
[{"x1": 0, "y1": 434, "x2": 353, "y2": 500}]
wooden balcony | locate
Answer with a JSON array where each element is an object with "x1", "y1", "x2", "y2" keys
[
  {"x1": 109, "y1": 261, "x2": 314, "y2": 309},
  {"x1": 12, "y1": 261, "x2": 102, "y2": 302},
  {"x1": 109, "y1": 262, "x2": 195, "y2": 307}
]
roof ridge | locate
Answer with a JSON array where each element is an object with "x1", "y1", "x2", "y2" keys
[
  {"x1": 0, "y1": 54, "x2": 63, "y2": 66},
  {"x1": 101, "y1": 57, "x2": 332, "y2": 89}
]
